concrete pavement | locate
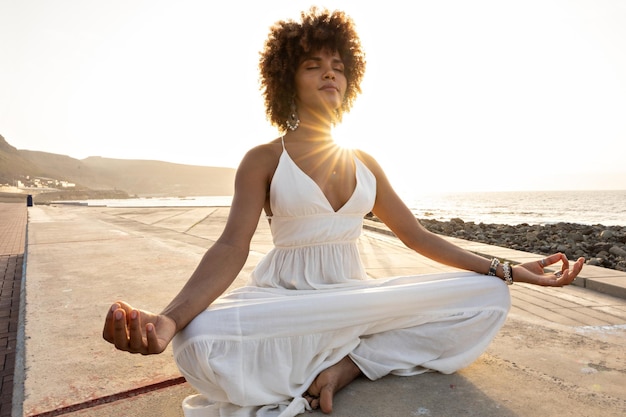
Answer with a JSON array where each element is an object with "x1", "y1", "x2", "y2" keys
[{"x1": 18, "y1": 205, "x2": 626, "y2": 416}]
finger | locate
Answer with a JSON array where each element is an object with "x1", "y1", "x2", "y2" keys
[
  {"x1": 113, "y1": 308, "x2": 130, "y2": 351},
  {"x1": 560, "y1": 254, "x2": 570, "y2": 271},
  {"x1": 570, "y1": 257, "x2": 585, "y2": 278},
  {"x1": 555, "y1": 257, "x2": 585, "y2": 286},
  {"x1": 145, "y1": 323, "x2": 162, "y2": 354},
  {"x1": 555, "y1": 271, "x2": 574, "y2": 286},
  {"x1": 128, "y1": 309, "x2": 145, "y2": 352},
  {"x1": 116, "y1": 301, "x2": 135, "y2": 315},
  {"x1": 543, "y1": 275, "x2": 570, "y2": 287},
  {"x1": 102, "y1": 303, "x2": 120, "y2": 343},
  {"x1": 543, "y1": 252, "x2": 566, "y2": 267}
]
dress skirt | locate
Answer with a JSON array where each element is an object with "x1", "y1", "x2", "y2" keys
[{"x1": 172, "y1": 272, "x2": 511, "y2": 417}]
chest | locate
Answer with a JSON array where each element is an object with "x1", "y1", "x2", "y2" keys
[{"x1": 288, "y1": 148, "x2": 356, "y2": 212}]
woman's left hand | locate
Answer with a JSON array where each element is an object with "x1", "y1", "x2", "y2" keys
[{"x1": 513, "y1": 252, "x2": 585, "y2": 286}]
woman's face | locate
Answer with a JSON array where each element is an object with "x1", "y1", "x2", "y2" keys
[{"x1": 294, "y1": 49, "x2": 347, "y2": 116}]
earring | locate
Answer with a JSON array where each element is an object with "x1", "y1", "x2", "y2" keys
[{"x1": 286, "y1": 100, "x2": 300, "y2": 131}]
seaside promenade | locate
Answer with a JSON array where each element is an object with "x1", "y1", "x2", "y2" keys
[{"x1": 2, "y1": 202, "x2": 626, "y2": 416}]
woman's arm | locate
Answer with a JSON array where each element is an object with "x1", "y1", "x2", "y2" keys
[
  {"x1": 103, "y1": 144, "x2": 278, "y2": 354},
  {"x1": 359, "y1": 151, "x2": 583, "y2": 286},
  {"x1": 159, "y1": 145, "x2": 273, "y2": 330}
]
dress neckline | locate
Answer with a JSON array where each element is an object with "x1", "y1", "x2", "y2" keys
[{"x1": 280, "y1": 136, "x2": 358, "y2": 213}]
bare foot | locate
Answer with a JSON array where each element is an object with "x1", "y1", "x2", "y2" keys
[{"x1": 305, "y1": 356, "x2": 362, "y2": 414}]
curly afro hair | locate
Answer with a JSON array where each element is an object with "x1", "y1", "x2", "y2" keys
[{"x1": 259, "y1": 7, "x2": 366, "y2": 131}]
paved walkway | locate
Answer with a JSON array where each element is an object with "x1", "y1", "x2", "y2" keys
[
  {"x1": 0, "y1": 203, "x2": 27, "y2": 417},
  {"x1": 9, "y1": 204, "x2": 626, "y2": 416}
]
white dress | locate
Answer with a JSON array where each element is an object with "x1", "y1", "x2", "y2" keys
[{"x1": 172, "y1": 142, "x2": 511, "y2": 417}]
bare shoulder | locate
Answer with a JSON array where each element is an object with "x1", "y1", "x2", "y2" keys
[
  {"x1": 352, "y1": 148, "x2": 414, "y2": 228},
  {"x1": 238, "y1": 139, "x2": 283, "y2": 174},
  {"x1": 352, "y1": 148, "x2": 387, "y2": 179},
  {"x1": 224, "y1": 138, "x2": 283, "y2": 232}
]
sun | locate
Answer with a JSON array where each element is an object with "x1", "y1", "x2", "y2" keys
[{"x1": 331, "y1": 115, "x2": 362, "y2": 150}]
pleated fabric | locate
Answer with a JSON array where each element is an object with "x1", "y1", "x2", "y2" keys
[{"x1": 172, "y1": 141, "x2": 511, "y2": 416}]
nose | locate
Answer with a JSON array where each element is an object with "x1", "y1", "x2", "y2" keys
[{"x1": 323, "y1": 69, "x2": 336, "y2": 80}]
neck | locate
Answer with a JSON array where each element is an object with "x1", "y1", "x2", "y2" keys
[
  {"x1": 295, "y1": 104, "x2": 335, "y2": 135},
  {"x1": 285, "y1": 132, "x2": 333, "y2": 144},
  {"x1": 285, "y1": 120, "x2": 334, "y2": 143}
]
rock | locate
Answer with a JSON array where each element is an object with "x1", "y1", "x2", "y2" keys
[
  {"x1": 567, "y1": 232, "x2": 584, "y2": 242},
  {"x1": 593, "y1": 242, "x2": 613, "y2": 253},
  {"x1": 526, "y1": 232, "x2": 538, "y2": 243},
  {"x1": 556, "y1": 244, "x2": 570, "y2": 253},
  {"x1": 609, "y1": 245, "x2": 626, "y2": 258},
  {"x1": 377, "y1": 215, "x2": 626, "y2": 272},
  {"x1": 580, "y1": 227, "x2": 595, "y2": 235},
  {"x1": 600, "y1": 230, "x2": 614, "y2": 240}
]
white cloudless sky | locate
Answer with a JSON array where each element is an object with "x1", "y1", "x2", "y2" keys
[{"x1": 1, "y1": 0, "x2": 625, "y2": 194}]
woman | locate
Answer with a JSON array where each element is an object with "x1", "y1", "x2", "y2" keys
[{"x1": 103, "y1": 8, "x2": 584, "y2": 417}]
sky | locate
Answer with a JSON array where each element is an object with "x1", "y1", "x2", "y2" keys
[{"x1": 1, "y1": 0, "x2": 625, "y2": 194}]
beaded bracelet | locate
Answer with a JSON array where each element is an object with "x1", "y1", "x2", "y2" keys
[
  {"x1": 488, "y1": 258, "x2": 499, "y2": 276},
  {"x1": 502, "y1": 262, "x2": 514, "y2": 285}
]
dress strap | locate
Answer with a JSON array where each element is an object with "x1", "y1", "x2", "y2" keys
[{"x1": 266, "y1": 136, "x2": 286, "y2": 221}]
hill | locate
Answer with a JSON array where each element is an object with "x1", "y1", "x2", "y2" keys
[
  {"x1": 80, "y1": 156, "x2": 235, "y2": 197},
  {"x1": 0, "y1": 135, "x2": 235, "y2": 198},
  {"x1": 0, "y1": 135, "x2": 45, "y2": 183}
]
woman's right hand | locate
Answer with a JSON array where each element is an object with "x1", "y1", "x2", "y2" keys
[{"x1": 102, "y1": 301, "x2": 177, "y2": 355}]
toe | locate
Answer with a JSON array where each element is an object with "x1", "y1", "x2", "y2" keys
[{"x1": 319, "y1": 384, "x2": 336, "y2": 414}]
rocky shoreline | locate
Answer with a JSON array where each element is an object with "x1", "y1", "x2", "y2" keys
[{"x1": 367, "y1": 215, "x2": 626, "y2": 272}]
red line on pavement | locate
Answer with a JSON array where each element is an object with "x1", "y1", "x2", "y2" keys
[{"x1": 28, "y1": 376, "x2": 187, "y2": 417}]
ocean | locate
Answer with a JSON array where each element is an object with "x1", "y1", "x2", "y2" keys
[
  {"x1": 404, "y1": 189, "x2": 626, "y2": 226},
  {"x1": 62, "y1": 189, "x2": 626, "y2": 227}
]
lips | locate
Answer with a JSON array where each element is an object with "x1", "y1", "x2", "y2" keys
[{"x1": 320, "y1": 84, "x2": 339, "y2": 92}]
